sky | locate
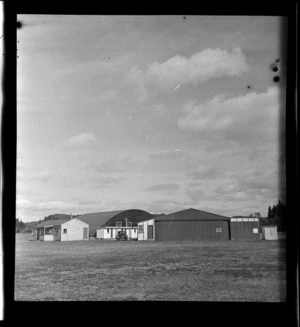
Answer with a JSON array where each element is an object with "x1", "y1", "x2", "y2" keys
[{"x1": 16, "y1": 15, "x2": 287, "y2": 222}]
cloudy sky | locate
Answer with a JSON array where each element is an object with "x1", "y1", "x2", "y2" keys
[{"x1": 17, "y1": 15, "x2": 286, "y2": 222}]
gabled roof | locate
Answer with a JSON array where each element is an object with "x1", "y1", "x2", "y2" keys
[
  {"x1": 33, "y1": 219, "x2": 69, "y2": 228},
  {"x1": 155, "y1": 208, "x2": 231, "y2": 222}
]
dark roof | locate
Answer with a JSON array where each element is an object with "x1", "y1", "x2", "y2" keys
[
  {"x1": 155, "y1": 208, "x2": 231, "y2": 222},
  {"x1": 78, "y1": 211, "x2": 123, "y2": 236},
  {"x1": 33, "y1": 219, "x2": 69, "y2": 228},
  {"x1": 102, "y1": 209, "x2": 155, "y2": 227}
]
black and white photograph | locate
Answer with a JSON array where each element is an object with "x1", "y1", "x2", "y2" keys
[{"x1": 15, "y1": 14, "x2": 288, "y2": 302}]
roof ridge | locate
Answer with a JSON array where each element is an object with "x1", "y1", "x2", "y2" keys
[{"x1": 166, "y1": 208, "x2": 230, "y2": 218}]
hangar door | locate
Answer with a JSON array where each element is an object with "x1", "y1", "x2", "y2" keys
[{"x1": 155, "y1": 220, "x2": 230, "y2": 241}]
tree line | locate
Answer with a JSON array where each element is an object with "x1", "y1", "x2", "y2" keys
[
  {"x1": 264, "y1": 200, "x2": 286, "y2": 232},
  {"x1": 15, "y1": 213, "x2": 81, "y2": 233}
]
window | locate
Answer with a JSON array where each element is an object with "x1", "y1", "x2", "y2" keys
[
  {"x1": 116, "y1": 222, "x2": 122, "y2": 228},
  {"x1": 216, "y1": 228, "x2": 222, "y2": 233},
  {"x1": 107, "y1": 229, "x2": 109, "y2": 233},
  {"x1": 127, "y1": 222, "x2": 132, "y2": 228},
  {"x1": 253, "y1": 228, "x2": 258, "y2": 234},
  {"x1": 63, "y1": 229, "x2": 67, "y2": 234},
  {"x1": 134, "y1": 229, "x2": 137, "y2": 233},
  {"x1": 45, "y1": 227, "x2": 53, "y2": 235},
  {"x1": 138, "y1": 225, "x2": 143, "y2": 232}
]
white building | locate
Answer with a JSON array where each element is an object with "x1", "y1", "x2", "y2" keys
[
  {"x1": 137, "y1": 218, "x2": 155, "y2": 241},
  {"x1": 97, "y1": 224, "x2": 138, "y2": 240},
  {"x1": 262, "y1": 226, "x2": 278, "y2": 240},
  {"x1": 32, "y1": 218, "x2": 89, "y2": 241}
]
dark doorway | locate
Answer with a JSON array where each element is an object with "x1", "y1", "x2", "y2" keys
[
  {"x1": 148, "y1": 225, "x2": 153, "y2": 239},
  {"x1": 83, "y1": 228, "x2": 88, "y2": 239}
]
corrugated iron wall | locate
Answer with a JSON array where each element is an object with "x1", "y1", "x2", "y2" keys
[
  {"x1": 230, "y1": 221, "x2": 260, "y2": 240},
  {"x1": 155, "y1": 220, "x2": 230, "y2": 241}
]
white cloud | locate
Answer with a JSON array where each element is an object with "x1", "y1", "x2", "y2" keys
[
  {"x1": 188, "y1": 167, "x2": 223, "y2": 181},
  {"x1": 145, "y1": 183, "x2": 179, "y2": 192},
  {"x1": 178, "y1": 86, "x2": 281, "y2": 145},
  {"x1": 62, "y1": 133, "x2": 97, "y2": 149},
  {"x1": 126, "y1": 47, "x2": 248, "y2": 101},
  {"x1": 186, "y1": 188, "x2": 206, "y2": 202}
]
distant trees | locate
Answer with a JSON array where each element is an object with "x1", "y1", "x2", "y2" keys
[
  {"x1": 15, "y1": 219, "x2": 26, "y2": 233},
  {"x1": 266, "y1": 200, "x2": 286, "y2": 231},
  {"x1": 259, "y1": 200, "x2": 287, "y2": 232},
  {"x1": 15, "y1": 214, "x2": 82, "y2": 234},
  {"x1": 232, "y1": 201, "x2": 287, "y2": 232},
  {"x1": 44, "y1": 214, "x2": 81, "y2": 221},
  {"x1": 249, "y1": 212, "x2": 262, "y2": 218}
]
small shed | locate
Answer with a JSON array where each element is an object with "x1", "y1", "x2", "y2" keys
[
  {"x1": 137, "y1": 218, "x2": 155, "y2": 241},
  {"x1": 262, "y1": 226, "x2": 278, "y2": 240},
  {"x1": 32, "y1": 218, "x2": 89, "y2": 241}
]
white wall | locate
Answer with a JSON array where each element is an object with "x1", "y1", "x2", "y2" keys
[
  {"x1": 96, "y1": 228, "x2": 113, "y2": 239},
  {"x1": 130, "y1": 228, "x2": 138, "y2": 239},
  {"x1": 138, "y1": 219, "x2": 154, "y2": 241},
  {"x1": 44, "y1": 235, "x2": 54, "y2": 241},
  {"x1": 97, "y1": 227, "x2": 138, "y2": 239},
  {"x1": 262, "y1": 226, "x2": 278, "y2": 240},
  {"x1": 97, "y1": 228, "x2": 104, "y2": 239},
  {"x1": 60, "y1": 219, "x2": 89, "y2": 241}
]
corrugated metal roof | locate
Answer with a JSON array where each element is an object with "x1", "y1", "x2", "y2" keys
[
  {"x1": 33, "y1": 219, "x2": 69, "y2": 228},
  {"x1": 155, "y1": 208, "x2": 231, "y2": 222}
]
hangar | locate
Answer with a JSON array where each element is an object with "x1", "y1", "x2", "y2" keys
[
  {"x1": 138, "y1": 208, "x2": 260, "y2": 242},
  {"x1": 155, "y1": 208, "x2": 231, "y2": 241},
  {"x1": 96, "y1": 209, "x2": 154, "y2": 240},
  {"x1": 230, "y1": 218, "x2": 260, "y2": 240}
]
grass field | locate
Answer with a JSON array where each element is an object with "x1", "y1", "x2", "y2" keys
[{"x1": 15, "y1": 234, "x2": 286, "y2": 301}]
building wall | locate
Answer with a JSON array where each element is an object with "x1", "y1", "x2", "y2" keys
[
  {"x1": 138, "y1": 219, "x2": 155, "y2": 241},
  {"x1": 36, "y1": 228, "x2": 44, "y2": 241},
  {"x1": 97, "y1": 228, "x2": 105, "y2": 239},
  {"x1": 31, "y1": 229, "x2": 38, "y2": 240},
  {"x1": 44, "y1": 235, "x2": 54, "y2": 241},
  {"x1": 97, "y1": 227, "x2": 138, "y2": 239},
  {"x1": 155, "y1": 220, "x2": 229, "y2": 241},
  {"x1": 262, "y1": 226, "x2": 278, "y2": 240},
  {"x1": 60, "y1": 219, "x2": 89, "y2": 241},
  {"x1": 230, "y1": 218, "x2": 260, "y2": 240}
]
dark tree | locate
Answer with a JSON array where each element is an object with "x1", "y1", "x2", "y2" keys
[
  {"x1": 266, "y1": 200, "x2": 287, "y2": 231},
  {"x1": 268, "y1": 206, "x2": 272, "y2": 218}
]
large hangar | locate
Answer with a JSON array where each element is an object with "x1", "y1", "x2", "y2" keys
[{"x1": 155, "y1": 208, "x2": 231, "y2": 241}]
